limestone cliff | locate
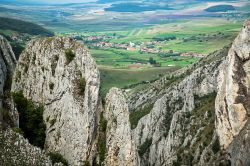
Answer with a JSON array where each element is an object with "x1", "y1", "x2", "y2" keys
[
  {"x1": 104, "y1": 48, "x2": 226, "y2": 165},
  {"x1": 216, "y1": 19, "x2": 250, "y2": 148},
  {"x1": 104, "y1": 88, "x2": 137, "y2": 166},
  {"x1": 0, "y1": 35, "x2": 17, "y2": 126},
  {"x1": 0, "y1": 35, "x2": 52, "y2": 165},
  {"x1": 215, "y1": 19, "x2": 250, "y2": 165},
  {"x1": 11, "y1": 37, "x2": 100, "y2": 165}
]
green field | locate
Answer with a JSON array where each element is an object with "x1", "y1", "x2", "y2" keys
[
  {"x1": 90, "y1": 48, "x2": 199, "y2": 68},
  {"x1": 99, "y1": 66, "x2": 181, "y2": 96},
  {"x1": 108, "y1": 18, "x2": 241, "y2": 54},
  {"x1": 87, "y1": 18, "x2": 242, "y2": 95}
]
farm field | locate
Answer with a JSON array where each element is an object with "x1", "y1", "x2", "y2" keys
[
  {"x1": 0, "y1": 0, "x2": 247, "y2": 96},
  {"x1": 108, "y1": 18, "x2": 241, "y2": 54},
  {"x1": 90, "y1": 48, "x2": 199, "y2": 67},
  {"x1": 86, "y1": 18, "x2": 242, "y2": 94}
]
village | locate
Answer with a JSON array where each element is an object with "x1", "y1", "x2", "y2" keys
[{"x1": 70, "y1": 34, "x2": 208, "y2": 58}]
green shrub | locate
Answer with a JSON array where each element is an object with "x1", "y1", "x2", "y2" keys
[
  {"x1": 82, "y1": 161, "x2": 91, "y2": 166},
  {"x1": 172, "y1": 154, "x2": 182, "y2": 166},
  {"x1": 138, "y1": 138, "x2": 152, "y2": 157},
  {"x1": 212, "y1": 138, "x2": 220, "y2": 154},
  {"x1": 15, "y1": 71, "x2": 21, "y2": 81},
  {"x1": 79, "y1": 77, "x2": 86, "y2": 95},
  {"x1": 129, "y1": 105, "x2": 152, "y2": 129},
  {"x1": 12, "y1": 127, "x2": 24, "y2": 135},
  {"x1": 48, "y1": 152, "x2": 68, "y2": 166},
  {"x1": 65, "y1": 49, "x2": 75, "y2": 64},
  {"x1": 98, "y1": 113, "x2": 107, "y2": 165},
  {"x1": 12, "y1": 92, "x2": 46, "y2": 148}
]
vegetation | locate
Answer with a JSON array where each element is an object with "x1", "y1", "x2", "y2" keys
[
  {"x1": 82, "y1": 161, "x2": 91, "y2": 166},
  {"x1": 12, "y1": 92, "x2": 46, "y2": 148},
  {"x1": 129, "y1": 105, "x2": 153, "y2": 129},
  {"x1": 0, "y1": 17, "x2": 54, "y2": 36},
  {"x1": 212, "y1": 137, "x2": 221, "y2": 154},
  {"x1": 153, "y1": 34, "x2": 176, "y2": 41},
  {"x1": 149, "y1": 57, "x2": 157, "y2": 65},
  {"x1": 138, "y1": 138, "x2": 152, "y2": 157},
  {"x1": 48, "y1": 152, "x2": 68, "y2": 166},
  {"x1": 100, "y1": 67, "x2": 180, "y2": 96},
  {"x1": 12, "y1": 127, "x2": 24, "y2": 135},
  {"x1": 79, "y1": 77, "x2": 86, "y2": 95},
  {"x1": 65, "y1": 49, "x2": 75, "y2": 64},
  {"x1": 0, "y1": 108, "x2": 14, "y2": 128},
  {"x1": 97, "y1": 113, "x2": 107, "y2": 165},
  {"x1": 105, "y1": 3, "x2": 172, "y2": 12},
  {"x1": 173, "y1": 92, "x2": 217, "y2": 165}
]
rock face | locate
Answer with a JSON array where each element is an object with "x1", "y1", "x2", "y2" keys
[
  {"x1": 0, "y1": 35, "x2": 51, "y2": 166},
  {"x1": 11, "y1": 37, "x2": 100, "y2": 165},
  {"x1": 103, "y1": 20, "x2": 250, "y2": 165},
  {"x1": 104, "y1": 88, "x2": 137, "y2": 166},
  {"x1": 0, "y1": 35, "x2": 18, "y2": 128},
  {"x1": 215, "y1": 20, "x2": 250, "y2": 149},
  {"x1": 0, "y1": 129, "x2": 52, "y2": 165},
  {"x1": 0, "y1": 35, "x2": 16, "y2": 107},
  {"x1": 103, "y1": 45, "x2": 228, "y2": 165}
]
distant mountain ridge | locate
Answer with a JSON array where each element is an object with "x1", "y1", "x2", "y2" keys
[{"x1": 0, "y1": 17, "x2": 53, "y2": 36}]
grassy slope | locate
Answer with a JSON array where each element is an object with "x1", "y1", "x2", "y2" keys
[
  {"x1": 0, "y1": 17, "x2": 53, "y2": 36},
  {"x1": 99, "y1": 66, "x2": 181, "y2": 96}
]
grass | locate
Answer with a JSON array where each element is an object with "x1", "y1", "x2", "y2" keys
[
  {"x1": 99, "y1": 66, "x2": 180, "y2": 96},
  {"x1": 0, "y1": 17, "x2": 54, "y2": 36},
  {"x1": 108, "y1": 18, "x2": 241, "y2": 54},
  {"x1": 87, "y1": 18, "x2": 241, "y2": 96}
]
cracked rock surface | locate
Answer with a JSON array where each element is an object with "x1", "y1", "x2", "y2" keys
[{"x1": 11, "y1": 37, "x2": 100, "y2": 165}]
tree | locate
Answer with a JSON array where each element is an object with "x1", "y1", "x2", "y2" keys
[{"x1": 149, "y1": 57, "x2": 156, "y2": 65}]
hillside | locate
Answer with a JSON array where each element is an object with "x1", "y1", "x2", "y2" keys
[
  {"x1": 205, "y1": 5, "x2": 235, "y2": 12},
  {"x1": 0, "y1": 17, "x2": 54, "y2": 58},
  {"x1": 0, "y1": 17, "x2": 53, "y2": 36}
]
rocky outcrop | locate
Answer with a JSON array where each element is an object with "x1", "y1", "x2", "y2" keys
[
  {"x1": 215, "y1": 19, "x2": 250, "y2": 149},
  {"x1": 103, "y1": 45, "x2": 228, "y2": 165},
  {"x1": 104, "y1": 88, "x2": 137, "y2": 166},
  {"x1": 0, "y1": 35, "x2": 16, "y2": 101},
  {"x1": 0, "y1": 129, "x2": 52, "y2": 165},
  {"x1": 0, "y1": 35, "x2": 52, "y2": 165},
  {"x1": 11, "y1": 37, "x2": 100, "y2": 165},
  {"x1": 0, "y1": 35, "x2": 17, "y2": 125}
]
